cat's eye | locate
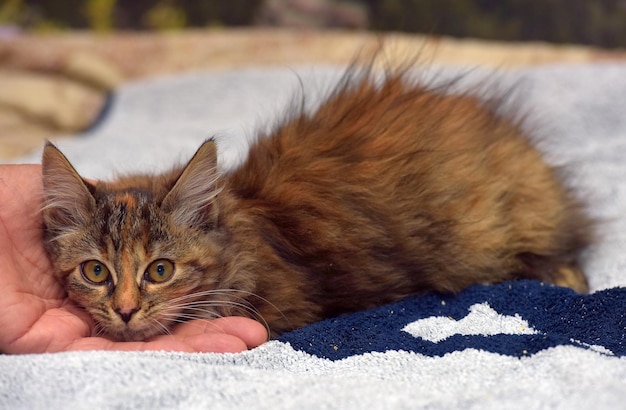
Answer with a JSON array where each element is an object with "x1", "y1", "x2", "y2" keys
[
  {"x1": 81, "y1": 260, "x2": 111, "y2": 285},
  {"x1": 145, "y1": 259, "x2": 175, "y2": 283}
]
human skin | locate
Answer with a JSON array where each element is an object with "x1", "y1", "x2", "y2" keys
[{"x1": 0, "y1": 164, "x2": 268, "y2": 354}]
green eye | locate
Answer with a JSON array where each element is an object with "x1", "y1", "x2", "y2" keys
[
  {"x1": 81, "y1": 260, "x2": 111, "y2": 284},
  {"x1": 145, "y1": 259, "x2": 175, "y2": 283}
]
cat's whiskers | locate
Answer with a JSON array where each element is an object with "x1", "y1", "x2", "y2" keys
[
  {"x1": 92, "y1": 321, "x2": 107, "y2": 338},
  {"x1": 158, "y1": 311, "x2": 226, "y2": 335},
  {"x1": 168, "y1": 288, "x2": 290, "y2": 327},
  {"x1": 160, "y1": 311, "x2": 222, "y2": 323},
  {"x1": 159, "y1": 311, "x2": 252, "y2": 337},
  {"x1": 203, "y1": 288, "x2": 293, "y2": 330},
  {"x1": 148, "y1": 318, "x2": 173, "y2": 337},
  {"x1": 159, "y1": 308, "x2": 270, "y2": 339},
  {"x1": 163, "y1": 300, "x2": 263, "y2": 324},
  {"x1": 171, "y1": 301, "x2": 261, "y2": 320},
  {"x1": 161, "y1": 294, "x2": 273, "y2": 336}
]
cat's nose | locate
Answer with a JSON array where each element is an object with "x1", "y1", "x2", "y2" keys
[{"x1": 116, "y1": 307, "x2": 139, "y2": 323}]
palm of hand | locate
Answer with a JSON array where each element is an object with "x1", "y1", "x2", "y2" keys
[{"x1": 0, "y1": 165, "x2": 267, "y2": 354}]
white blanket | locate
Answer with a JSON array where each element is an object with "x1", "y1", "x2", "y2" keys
[{"x1": 1, "y1": 64, "x2": 625, "y2": 409}]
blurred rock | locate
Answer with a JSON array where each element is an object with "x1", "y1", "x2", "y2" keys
[
  {"x1": 256, "y1": 0, "x2": 368, "y2": 29},
  {"x1": 0, "y1": 29, "x2": 624, "y2": 159},
  {"x1": 0, "y1": 70, "x2": 103, "y2": 130}
]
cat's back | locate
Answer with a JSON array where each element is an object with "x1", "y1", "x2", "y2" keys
[
  {"x1": 227, "y1": 72, "x2": 544, "y2": 204},
  {"x1": 222, "y1": 70, "x2": 588, "y2": 295}
]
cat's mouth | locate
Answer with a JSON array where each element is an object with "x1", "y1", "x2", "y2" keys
[
  {"x1": 93, "y1": 310, "x2": 179, "y2": 342},
  {"x1": 101, "y1": 322, "x2": 158, "y2": 342},
  {"x1": 104, "y1": 321, "x2": 171, "y2": 342}
]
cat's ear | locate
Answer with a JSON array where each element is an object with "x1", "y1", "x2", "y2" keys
[
  {"x1": 41, "y1": 142, "x2": 96, "y2": 230},
  {"x1": 162, "y1": 139, "x2": 220, "y2": 227}
]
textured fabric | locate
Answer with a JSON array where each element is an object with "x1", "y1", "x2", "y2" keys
[{"x1": 280, "y1": 281, "x2": 625, "y2": 360}]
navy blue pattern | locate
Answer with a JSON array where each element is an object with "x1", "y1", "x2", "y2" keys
[{"x1": 279, "y1": 280, "x2": 626, "y2": 360}]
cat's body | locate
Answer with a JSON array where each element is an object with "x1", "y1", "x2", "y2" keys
[{"x1": 42, "y1": 68, "x2": 590, "y2": 341}]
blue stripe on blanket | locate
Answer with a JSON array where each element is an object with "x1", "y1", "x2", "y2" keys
[{"x1": 278, "y1": 280, "x2": 626, "y2": 360}]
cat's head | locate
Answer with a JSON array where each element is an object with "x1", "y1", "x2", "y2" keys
[{"x1": 41, "y1": 140, "x2": 234, "y2": 341}]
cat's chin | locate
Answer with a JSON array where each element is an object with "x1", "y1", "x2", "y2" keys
[{"x1": 103, "y1": 325, "x2": 163, "y2": 342}]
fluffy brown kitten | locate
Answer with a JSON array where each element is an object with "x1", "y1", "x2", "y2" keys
[{"x1": 41, "y1": 68, "x2": 591, "y2": 341}]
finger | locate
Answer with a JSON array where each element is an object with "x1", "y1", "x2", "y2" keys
[
  {"x1": 2, "y1": 307, "x2": 94, "y2": 354},
  {"x1": 162, "y1": 332, "x2": 249, "y2": 353},
  {"x1": 170, "y1": 317, "x2": 269, "y2": 348},
  {"x1": 64, "y1": 333, "x2": 249, "y2": 354},
  {"x1": 60, "y1": 317, "x2": 268, "y2": 354},
  {"x1": 65, "y1": 336, "x2": 196, "y2": 353}
]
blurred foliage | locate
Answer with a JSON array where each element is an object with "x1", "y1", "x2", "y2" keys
[
  {"x1": 0, "y1": 0, "x2": 22, "y2": 23},
  {"x1": 1, "y1": 0, "x2": 626, "y2": 48},
  {"x1": 84, "y1": 0, "x2": 116, "y2": 33},
  {"x1": 365, "y1": 0, "x2": 626, "y2": 48},
  {"x1": 143, "y1": 0, "x2": 187, "y2": 30},
  {"x1": 0, "y1": 0, "x2": 264, "y2": 31}
]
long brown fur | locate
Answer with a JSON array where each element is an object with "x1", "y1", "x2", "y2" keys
[{"x1": 41, "y1": 66, "x2": 591, "y2": 341}]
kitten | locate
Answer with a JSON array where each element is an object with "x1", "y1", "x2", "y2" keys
[{"x1": 41, "y1": 67, "x2": 591, "y2": 341}]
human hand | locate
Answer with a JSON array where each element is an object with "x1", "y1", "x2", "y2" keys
[{"x1": 0, "y1": 164, "x2": 268, "y2": 354}]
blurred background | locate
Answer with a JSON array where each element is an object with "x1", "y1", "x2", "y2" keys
[
  {"x1": 1, "y1": 0, "x2": 626, "y2": 159},
  {"x1": 2, "y1": 0, "x2": 626, "y2": 47}
]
